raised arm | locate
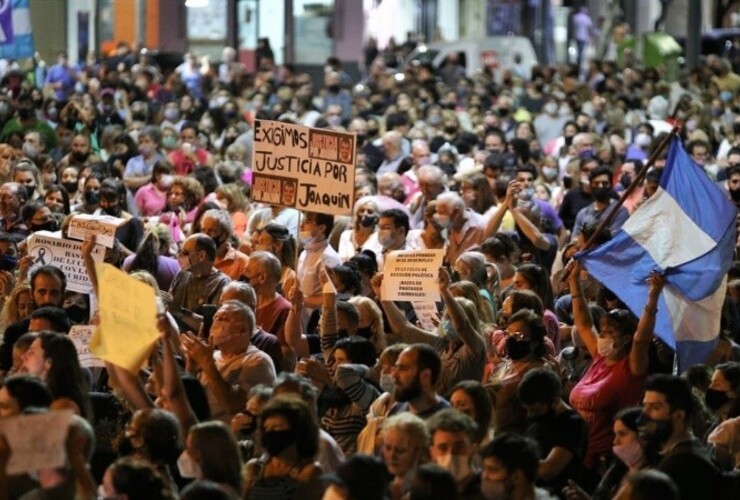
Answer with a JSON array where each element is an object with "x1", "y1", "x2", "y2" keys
[
  {"x1": 372, "y1": 273, "x2": 441, "y2": 346},
  {"x1": 510, "y1": 205, "x2": 553, "y2": 251},
  {"x1": 568, "y1": 261, "x2": 598, "y2": 359},
  {"x1": 483, "y1": 180, "x2": 518, "y2": 239},
  {"x1": 81, "y1": 235, "x2": 99, "y2": 297},
  {"x1": 285, "y1": 285, "x2": 311, "y2": 359},
  {"x1": 630, "y1": 272, "x2": 664, "y2": 376},
  {"x1": 439, "y1": 267, "x2": 485, "y2": 352},
  {"x1": 159, "y1": 312, "x2": 198, "y2": 436}
]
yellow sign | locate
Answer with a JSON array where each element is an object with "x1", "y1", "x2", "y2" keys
[{"x1": 90, "y1": 264, "x2": 159, "y2": 373}]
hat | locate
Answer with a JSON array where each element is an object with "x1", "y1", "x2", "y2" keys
[
  {"x1": 100, "y1": 88, "x2": 115, "y2": 99},
  {"x1": 453, "y1": 157, "x2": 482, "y2": 182}
]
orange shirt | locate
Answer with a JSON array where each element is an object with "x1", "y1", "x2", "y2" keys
[{"x1": 215, "y1": 245, "x2": 249, "y2": 280}]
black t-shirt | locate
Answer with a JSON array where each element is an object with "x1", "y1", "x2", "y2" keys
[
  {"x1": 524, "y1": 407, "x2": 589, "y2": 494},
  {"x1": 558, "y1": 187, "x2": 593, "y2": 232},
  {"x1": 657, "y1": 437, "x2": 722, "y2": 500}
]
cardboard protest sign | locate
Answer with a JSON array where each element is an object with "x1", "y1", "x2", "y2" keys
[
  {"x1": 251, "y1": 119, "x2": 356, "y2": 216},
  {"x1": 381, "y1": 250, "x2": 445, "y2": 302},
  {"x1": 90, "y1": 264, "x2": 160, "y2": 373},
  {"x1": 413, "y1": 302, "x2": 439, "y2": 332},
  {"x1": 0, "y1": 410, "x2": 73, "y2": 474},
  {"x1": 27, "y1": 231, "x2": 105, "y2": 293},
  {"x1": 67, "y1": 214, "x2": 126, "y2": 248},
  {"x1": 69, "y1": 325, "x2": 104, "y2": 368}
]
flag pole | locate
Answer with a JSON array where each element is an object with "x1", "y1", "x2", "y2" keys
[{"x1": 561, "y1": 125, "x2": 681, "y2": 282}]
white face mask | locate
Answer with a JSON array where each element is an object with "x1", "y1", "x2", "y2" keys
[
  {"x1": 379, "y1": 373, "x2": 395, "y2": 394},
  {"x1": 436, "y1": 453, "x2": 471, "y2": 482},
  {"x1": 544, "y1": 102, "x2": 558, "y2": 115},
  {"x1": 542, "y1": 166, "x2": 558, "y2": 180},
  {"x1": 377, "y1": 229, "x2": 394, "y2": 249},
  {"x1": 596, "y1": 336, "x2": 615, "y2": 358},
  {"x1": 433, "y1": 214, "x2": 451, "y2": 230},
  {"x1": 177, "y1": 450, "x2": 202, "y2": 479},
  {"x1": 299, "y1": 230, "x2": 315, "y2": 245}
]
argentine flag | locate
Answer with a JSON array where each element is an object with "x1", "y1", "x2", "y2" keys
[
  {"x1": 0, "y1": 0, "x2": 34, "y2": 60},
  {"x1": 577, "y1": 137, "x2": 736, "y2": 372}
]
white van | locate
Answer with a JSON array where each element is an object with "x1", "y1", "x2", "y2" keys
[{"x1": 405, "y1": 36, "x2": 538, "y2": 82}]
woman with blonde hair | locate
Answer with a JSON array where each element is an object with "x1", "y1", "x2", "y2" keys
[
  {"x1": 381, "y1": 412, "x2": 430, "y2": 499},
  {"x1": 339, "y1": 196, "x2": 383, "y2": 262},
  {"x1": 449, "y1": 280, "x2": 495, "y2": 326},
  {"x1": 214, "y1": 183, "x2": 249, "y2": 239},
  {"x1": 0, "y1": 144, "x2": 21, "y2": 184},
  {"x1": 0, "y1": 281, "x2": 32, "y2": 333},
  {"x1": 348, "y1": 296, "x2": 385, "y2": 354}
]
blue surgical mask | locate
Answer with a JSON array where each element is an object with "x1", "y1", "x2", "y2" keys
[{"x1": 442, "y1": 318, "x2": 460, "y2": 344}]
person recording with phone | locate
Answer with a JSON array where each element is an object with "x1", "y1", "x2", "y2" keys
[{"x1": 167, "y1": 122, "x2": 213, "y2": 176}]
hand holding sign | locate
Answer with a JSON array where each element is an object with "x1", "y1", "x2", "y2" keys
[{"x1": 438, "y1": 267, "x2": 451, "y2": 292}]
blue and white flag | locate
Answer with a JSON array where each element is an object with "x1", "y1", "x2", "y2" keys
[
  {"x1": 577, "y1": 136, "x2": 736, "y2": 371},
  {"x1": 0, "y1": 0, "x2": 34, "y2": 60}
]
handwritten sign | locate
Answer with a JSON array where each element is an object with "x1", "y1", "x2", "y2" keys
[
  {"x1": 381, "y1": 250, "x2": 445, "y2": 302},
  {"x1": 0, "y1": 410, "x2": 73, "y2": 474},
  {"x1": 251, "y1": 120, "x2": 356, "y2": 216},
  {"x1": 27, "y1": 231, "x2": 105, "y2": 293},
  {"x1": 413, "y1": 302, "x2": 439, "y2": 332},
  {"x1": 68, "y1": 214, "x2": 126, "y2": 248},
  {"x1": 90, "y1": 264, "x2": 160, "y2": 373},
  {"x1": 69, "y1": 325, "x2": 104, "y2": 368}
]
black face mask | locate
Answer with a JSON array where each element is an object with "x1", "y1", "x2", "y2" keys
[
  {"x1": 72, "y1": 151, "x2": 89, "y2": 163},
  {"x1": 64, "y1": 305, "x2": 88, "y2": 324},
  {"x1": 356, "y1": 133, "x2": 367, "y2": 145},
  {"x1": 327, "y1": 85, "x2": 340, "y2": 93},
  {"x1": 734, "y1": 123, "x2": 740, "y2": 135},
  {"x1": 443, "y1": 125, "x2": 458, "y2": 135},
  {"x1": 30, "y1": 221, "x2": 58, "y2": 233},
  {"x1": 620, "y1": 174, "x2": 633, "y2": 189},
  {"x1": 261, "y1": 429, "x2": 294, "y2": 456},
  {"x1": 84, "y1": 190, "x2": 99, "y2": 205},
  {"x1": 356, "y1": 326, "x2": 373, "y2": 339},
  {"x1": 367, "y1": 128, "x2": 379, "y2": 138},
  {"x1": 592, "y1": 187, "x2": 612, "y2": 203},
  {"x1": 18, "y1": 108, "x2": 33, "y2": 120},
  {"x1": 637, "y1": 413, "x2": 673, "y2": 445},
  {"x1": 62, "y1": 181, "x2": 78, "y2": 194},
  {"x1": 359, "y1": 214, "x2": 378, "y2": 228},
  {"x1": 731, "y1": 190, "x2": 740, "y2": 202},
  {"x1": 506, "y1": 337, "x2": 531, "y2": 360},
  {"x1": 705, "y1": 389, "x2": 730, "y2": 411},
  {"x1": 102, "y1": 205, "x2": 122, "y2": 217},
  {"x1": 0, "y1": 254, "x2": 17, "y2": 272}
]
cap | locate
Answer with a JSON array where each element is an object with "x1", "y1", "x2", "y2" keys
[{"x1": 100, "y1": 88, "x2": 116, "y2": 99}]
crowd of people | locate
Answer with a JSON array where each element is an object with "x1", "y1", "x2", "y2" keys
[{"x1": 0, "y1": 32, "x2": 736, "y2": 499}]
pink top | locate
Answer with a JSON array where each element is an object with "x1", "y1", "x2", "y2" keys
[
  {"x1": 168, "y1": 148, "x2": 210, "y2": 176},
  {"x1": 135, "y1": 182, "x2": 167, "y2": 217},
  {"x1": 569, "y1": 355, "x2": 645, "y2": 469}
]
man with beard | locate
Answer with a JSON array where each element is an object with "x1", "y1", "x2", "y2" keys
[
  {"x1": 57, "y1": 134, "x2": 101, "y2": 171},
  {"x1": 387, "y1": 344, "x2": 449, "y2": 420},
  {"x1": 638, "y1": 374, "x2": 722, "y2": 499},
  {"x1": 0, "y1": 182, "x2": 29, "y2": 242},
  {"x1": 0, "y1": 265, "x2": 67, "y2": 372},
  {"x1": 571, "y1": 165, "x2": 629, "y2": 241},
  {"x1": 722, "y1": 161, "x2": 740, "y2": 211}
]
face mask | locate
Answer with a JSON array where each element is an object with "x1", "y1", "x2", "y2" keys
[
  {"x1": 705, "y1": 388, "x2": 731, "y2": 411},
  {"x1": 327, "y1": 115, "x2": 342, "y2": 127},
  {"x1": 480, "y1": 478, "x2": 507, "y2": 500},
  {"x1": 443, "y1": 125, "x2": 458, "y2": 135},
  {"x1": 377, "y1": 229, "x2": 394, "y2": 249},
  {"x1": 356, "y1": 133, "x2": 367, "y2": 144},
  {"x1": 597, "y1": 336, "x2": 615, "y2": 358},
  {"x1": 637, "y1": 413, "x2": 673, "y2": 445},
  {"x1": 591, "y1": 187, "x2": 612, "y2": 203},
  {"x1": 436, "y1": 453, "x2": 471, "y2": 482},
  {"x1": 162, "y1": 136, "x2": 178, "y2": 149},
  {"x1": 356, "y1": 326, "x2": 373, "y2": 339},
  {"x1": 544, "y1": 102, "x2": 558, "y2": 115},
  {"x1": 359, "y1": 214, "x2": 378, "y2": 228},
  {"x1": 506, "y1": 337, "x2": 530, "y2": 361},
  {"x1": 62, "y1": 181, "x2": 78, "y2": 194},
  {"x1": 84, "y1": 190, "x2": 99, "y2": 205},
  {"x1": 64, "y1": 305, "x2": 88, "y2": 324},
  {"x1": 635, "y1": 133, "x2": 652, "y2": 148},
  {"x1": 30, "y1": 220, "x2": 58, "y2": 233},
  {"x1": 177, "y1": 450, "x2": 202, "y2": 479},
  {"x1": 139, "y1": 144, "x2": 154, "y2": 157},
  {"x1": 731, "y1": 190, "x2": 740, "y2": 202},
  {"x1": 72, "y1": 151, "x2": 89, "y2": 162},
  {"x1": 18, "y1": 108, "x2": 33, "y2": 120},
  {"x1": 298, "y1": 230, "x2": 315, "y2": 245},
  {"x1": 433, "y1": 214, "x2": 451, "y2": 230},
  {"x1": 0, "y1": 254, "x2": 17, "y2": 272},
  {"x1": 47, "y1": 108, "x2": 58, "y2": 121},
  {"x1": 542, "y1": 166, "x2": 558, "y2": 180},
  {"x1": 102, "y1": 204, "x2": 122, "y2": 217},
  {"x1": 261, "y1": 429, "x2": 294, "y2": 456},
  {"x1": 380, "y1": 373, "x2": 395, "y2": 394},
  {"x1": 442, "y1": 318, "x2": 460, "y2": 344},
  {"x1": 22, "y1": 144, "x2": 39, "y2": 159},
  {"x1": 518, "y1": 187, "x2": 534, "y2": 201},
  {"x1": 620, "y1": 174, "x2": 632, "y2": 189},
  {"x1": 164, "y1": 109, "x2": 180, "y2": 122},
  {"x1": 613, "y1": 440, "x2": 644, "y2": 468},
  {"x1": 159, "y1": 175, "x2": 174, "y2": 189}
]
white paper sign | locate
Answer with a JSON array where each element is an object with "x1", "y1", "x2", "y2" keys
[
  {"x1": 27, "y1": 231, "x2": 105, "y2": 293},
  {"x1": 251, "y1": 120, "x2": 356, "y2": 216},
  {"x1": 68, "y1": 325, "x2": 104, "y2": 368},
  {"x1": 381, "y1": 250, "x2": 445, "y2": 302},
  {"x1": 67, "y1": 214, "x2": 126, "y2": 248},
  {"x1": 0, "y1": 410, "x2": 73, "y2": 474},
  {"x1": 413, "y1": 302, "x2": 439, "y2": 332}
]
